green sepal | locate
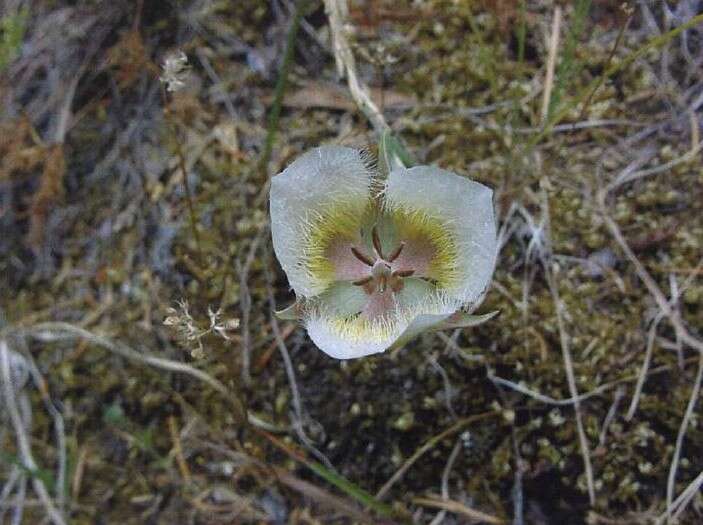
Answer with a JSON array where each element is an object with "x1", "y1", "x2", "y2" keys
[
  {"x1": 378, "y1": 130, "x2": 415, "y2": 176},
  {"x1": 433, "y1": 310, "x2": 500, "y2": 331},
  {"x1": 274, "y1": 300, "x2": 303, "y2": 321}
]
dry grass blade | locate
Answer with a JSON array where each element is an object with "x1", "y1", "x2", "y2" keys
[
  {"x1": 0, "y1": 340, "x2": 66, "y2": 525},
  {"x1": 413, "y1": 495, "x2": 504, "y2": 524},
  {"x1": 22, "y1": 322, "x2": 284, "y2": 431},
  {"x1": 541, "y1": 6, "x2": 561, "y2": 123},
  {"x1": 665, "y1": 353, "x2": 703, "y2": 522},
  {"x1": 273, "y1": 468, "x2": 378, "y2": 524},
  {"x1": 375, "y1": 411, "x2": 498, "y2": 500},
  {"x1": 323, "y1": 0, "x2": 389, "y2": 132}
]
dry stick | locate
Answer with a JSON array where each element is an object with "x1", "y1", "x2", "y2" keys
[
  {"x1": 272, "y1": 468, "x2": 378, "y2": 524},
  {"x1": 537, "y1": 185, "x2": 595, "y2": 505},
  {"x1": 544, "y1": 269, "x2": 596, "y2": 506},
  {"x1": 428, "y1": 438, "x2": 462, "y2": 525},
  {"x1": 598, "y1": 194, "x2": 703, "y2": 355},
  {"x1": 0, "y1": 341, "x2": 66, "y2": 525},
  {"x1": 375, "y1": 411, "x2": 497, "y2": 500},
  {"x1": 664, "y1": 469, "x2": 703, "y2": 522},
  {"x1": 23, "y1": 323, "x2": 285, "y2": 431},
  {"x1": 0, "y1": 466, "x2": 22, "y2": 524},
  {"x1": 24, "y1": 354, "x2": 67, "y2": 515},
  {"x1": 607, "y1": 138, "x2": 703, "y2": 193},
  {"x1": 324, "y1": 0, "x2": 389, "y2": 133},
  {"x1": 263, "y1": 249, "x2": 335, "y2": 470},
  {"x1": 412, "y1": 496, "x2": 504, "y2": 525},
  {"x1": 11, "y1": 475, "x2": 27, "y2": 525},
  {"x1": 665, "y1": 353, "x2": 703, "y2": 523},
  {"x1": 238, "y1": 227, "x2": 265, "y2": 385},
  {"x1": 625, "y1": 314, "x2": 664, "y2": 420},
  {"x1": 488, "y1": 371, "x2": 615, "y2": 406},
  {"x1": 541, "y1": 7, "x2": 562, "y2": 123},
  {"x1": 168, "y1": 415, "x2": 192, "y2": 484},
  {"x1": 598, "y1": 194, "x2": 703, "y2": 521},
  {"x1": 598, "y1": 387, "x2": 625, "y2": 447}
]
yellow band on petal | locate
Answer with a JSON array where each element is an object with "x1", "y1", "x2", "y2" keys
[
  {"x1": 301, "y1": 201, "x2": 372, "y2": 291},
  {"x1": 388, "y1": 206, "x2": 460, "y2": 290}
]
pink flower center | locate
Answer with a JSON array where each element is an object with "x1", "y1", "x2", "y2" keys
[{"x1": 349, "y1": 225, "x2": 415, "y2": 295}]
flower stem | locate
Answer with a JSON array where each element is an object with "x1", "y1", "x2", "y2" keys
[{"x1": 258, "y1": 0, "x2": 310, "y2": 175}]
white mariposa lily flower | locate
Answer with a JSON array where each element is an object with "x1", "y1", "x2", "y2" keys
[{"x1": 270, "y1": 145, "x2": 497, "y2": 359}]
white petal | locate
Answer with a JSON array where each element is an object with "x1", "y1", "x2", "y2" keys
[
  {"x1": 384, "y1": 166, "x2": 497, "y2": 306},
  {"x1": 305, "y1": 311, "x2": 405, "y2": 359},
  {"x1": 305, "y1": 278, "x2": 459, "y2": 359},
  {"x1": 270, "y1": 146, "x2": 373, "y2": 297}
]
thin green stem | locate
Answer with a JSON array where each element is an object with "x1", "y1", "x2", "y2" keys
[
  {"x1": 258, "y1": 0, "x2": 309, "y2": 174},
  {"x1": 526, "y1": 12, "x2": 703, "y2": 151}
]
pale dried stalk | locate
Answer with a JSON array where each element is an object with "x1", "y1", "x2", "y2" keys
[
  {"x1": 659, "y1": 468, "x2": 703, "y2": 523},
  {"x1": 625, "y1": 313, "x2": 663, "y2": 420},
  {"x1": 0, "y1": 341, "x2": 66, "y2": 525},
  {"x1": 541, "y1": 7, "x2": 562, "y2": 123},
  {"x1": 538, "y1": 187, "x2": 596, "y2": 505},
  {"x1": 545, "y1": 268, "x2": 596, "y2": 506},
  {"x1": 413, "y1": 495, "x2": 504, "y2": 524},
  {"x1": 665, "y1": 353, "x2": 703, "y2": 522},
  {"x1": 597, "y1": 190, "x2": 703, "y2": 522},
  {"x1": 23, "y1": 322, "x2": 283, "y2": 433},
  {"x1": 323, "y1": 0, "x2": 389, "y2": 133}
]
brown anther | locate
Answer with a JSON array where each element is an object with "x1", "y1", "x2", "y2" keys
[
  {"x1": 386, "y1": 241, "x2": 405, "y2": 263},
  {"x1": 352, "y1": 275, "x2": 373, "y2": 286},
  {"x1": 371, "y1": 225, "x2": 385, "y2": 260},
  {"x1": 350, "y1": 246, "x2": 374, "y2": 267},
  {"x1": 392, "y1": 269, "x2": 415, "y2": 278}
]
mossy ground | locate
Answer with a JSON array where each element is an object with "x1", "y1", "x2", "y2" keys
[{"x1": 1, "y1": 1, "x2": 702, "y2": 523}]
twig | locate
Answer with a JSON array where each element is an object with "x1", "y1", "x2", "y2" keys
[
  {"x1": 413, "y1": 495, "x2": 504, "y2": 524},
  {"x1": 665, "y1": 353, "x2": 703, "y2": 522},
  {"x1": 23, "y1": 352, "x2": 67, "y2": 515},
  {"x1": 625, "y1": 314, "x2": 663, "y2": 420},
  {"x1": 544, "y1": 266, "x2": 596, "y2": 506},
  {"x1": 323, "y1": 0, "x2": 389, "y2": 133},
  {"x1": 0, "y1": 340, "x2": 66, "y2": 525},
  {"x1": 273, "y1": 467, "x2": 377, "y2": 523},
  {"x1": 539, "y1": 188, "x2": 596, "y2": 505},
  {"x1": 168, "y1": 416, "x2": 192, "y2": 484},
  {"x1": 606, "y1": 138, "x2": 703, "y2": 193},
  {"x1": 541, "y1": 7, "x2": 562, "y2": 123},
  {"x1": 598, "y1": 387, "x2": 625, "y2": 447},
  {"x1": 375, "y1": 411, "x2": 497, "y2": 500},
  {"x1": 263, "y1": 248, "x2": 334, "y2": 470},
  {"x1": 429, "y1": 438, "x2": 462, "y2": 525},
  {"x1": 488, "y1": 371, "x2": 614, "y2": 406},
  {"x1": 237, "y1": 225, "x2": 266, "y2": 385},
  {"x1": 660, "y1": 469, "x2": 703, "y2": 523},
  {"x1": 597, "y1": 193, "x2": 703, "y2": 355},
  {"x1": 23, "y1": 323, "x2": 261, "y2": 428}
]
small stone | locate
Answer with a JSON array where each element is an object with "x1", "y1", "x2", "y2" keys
[{"x1": 393, "y1": 411, "x2": 415, "y2": 431}]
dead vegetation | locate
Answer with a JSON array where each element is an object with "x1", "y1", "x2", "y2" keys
[{"x1": 1, "y1": 0, "x2": 703, "y2": 523}]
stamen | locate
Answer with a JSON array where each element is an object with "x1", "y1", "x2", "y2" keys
[
  {"x1": 352, "y1": 275, "x2": 373, "y2": 286},
  {"x1": 350, "y1": 246, "x2": 374, "y2": 267},
  {"x1": 371, "y1": 225, "x2": 385, "y2": 260},
  {"x1": 386, "y1": 241, "x2": 405, "y2": 263},
  {"x1": 378, "y1": 274, "x2": 387, "y2": 293},
  {"x1": 392, "y1": 269, "x2": 415, "y2": 278}
]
